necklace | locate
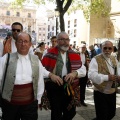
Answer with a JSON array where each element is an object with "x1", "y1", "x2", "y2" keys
[
  {"x1": 102, "y1": 56, "x2": 114, "y2": 69},
  {"x1": 102, "y1": 56, "x2": 117, "y2": 75}
]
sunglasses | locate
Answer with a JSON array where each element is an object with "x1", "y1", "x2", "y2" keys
[
  {"x1": 103, "y1": 47, "x2": 112, "y2": 50},
  {"x1": 12, "y1": 29, "x2": 21, "y2": 32}
]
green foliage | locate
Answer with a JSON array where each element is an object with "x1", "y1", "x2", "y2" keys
[
  {"x1": 6, "y1": 0, "x2": 111, "y2": 22},
  {"x1": 68, "y1": 0, "x2": 110, "y2": 22},
  {"x1": 90, "y1": 0, "x2": 110, "y2": 17},
  {"x1": 33, "y1": 0, "x2": 45, "y2": 5},
  {"x1": 10, "y1": 0, "x2": 26, "y2": 8}
]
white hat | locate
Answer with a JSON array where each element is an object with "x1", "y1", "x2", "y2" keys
[{"x1": 80, "y1": 44, "x2": 86, "y2": 47}]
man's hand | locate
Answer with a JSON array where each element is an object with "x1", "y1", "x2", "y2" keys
[
  {"x1": 49, "y1": 73, "x2": 63, "y2": 86},
  {"x1": 108, "y1": 75, "x2": 117, "y2": 81},
  {"x1": 64, "y1": 71, "x2": 78, "y2": 84}
]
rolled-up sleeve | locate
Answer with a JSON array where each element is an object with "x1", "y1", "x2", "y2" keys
[
  {"x1": 0, "y1": 54, "x2": 7, "y2": 86},
  {"x1": 76, "y1": 64, "x2": 86, "y2": 78},
  {"x1": 88, "y1": 58, "x2": 108, "y2": 85},
  {"x1": 37, "y1": 61, "x2": 50, "y2": 104}
]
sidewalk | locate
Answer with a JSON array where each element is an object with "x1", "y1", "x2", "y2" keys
[{"x1": 38, "y1": 87, "x2": 120, "y2": 120}]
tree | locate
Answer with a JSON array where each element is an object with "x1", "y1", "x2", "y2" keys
[{"x1": 8, "y1": 0, "x2": 111, "y2": 31}]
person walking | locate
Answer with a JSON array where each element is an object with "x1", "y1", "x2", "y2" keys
[
  {"x1": 42, "y1": 36, "x2": 57, "y2": 58},
  {"x1": 42, "y1": 31, "x2": 86, "y2": 120},
  {"x1": 0, "y1": 32, "x2": 62, "y2": 120},
  {"x1": 79, "y1": 44, "x2": 90, "y2": 106},
  {"x1": 89, "y1": 45, "x2": 97, "y2": 59},
  {"x1": 88, "y1": 41, "x2": 120, "y2": 120},
  {"x1": 34, "y1": 42, "x2": 46, "y2": 60},
  {"x1": 1, "y1": 22, "x2": 33, "y2": 56}
]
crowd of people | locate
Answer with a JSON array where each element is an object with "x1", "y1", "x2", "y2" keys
[{"x1": 0, "y1": 22, "x2": 120, "y2": 120}]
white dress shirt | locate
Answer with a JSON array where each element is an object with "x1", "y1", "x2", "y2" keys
[
  {"x1": 0, "y1": 53, "x2": 50, "y2": 104},
  {"x1": 60, "y1": 52, "x2": 86, "y2": 78},
  {"x1": 88, "y1": 56, "x2": 120, "y2": 85},
  {"x1": 0, "y1": 42, "x2": 3, "y2": 57},
  {"x1": 80, "y1": 53, "x2": 85, "y2": 65}
]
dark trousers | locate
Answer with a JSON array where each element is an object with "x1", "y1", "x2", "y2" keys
[
  {"x1": 79, "y1": 74, "x2": 88, "y2": 103},
  {"x1": 2, "y1": 99, "x2": 38, "y2": 120},
  {"x1": 46, "y1": 82, "x2": 76, "y2": 120},
  {"x1": 94, "y1": 91, "x2": 116, "y2": 120}
]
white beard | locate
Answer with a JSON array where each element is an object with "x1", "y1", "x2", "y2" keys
[{"x1": 60, "y1": 46, "x2": 69, "y2": 52}]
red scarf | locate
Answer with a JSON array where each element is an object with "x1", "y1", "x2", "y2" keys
[{"x1": 42, "y1": 46, "x2": 82, "y2": 73}]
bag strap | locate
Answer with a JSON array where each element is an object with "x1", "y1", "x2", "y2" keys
[{"x1": 2, "y1": 53, "x2": 10, "y2": 93}]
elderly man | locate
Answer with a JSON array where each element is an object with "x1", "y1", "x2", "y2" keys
[
  {"x1": 42, "y1": 31, "x2": 86, "y2": 120},
  {"x1": 88, "y1": 41, "x2": 120, "y2": 120},
  {"x1": 0, "y1": 32, "x2": 62, "y2": 120}
]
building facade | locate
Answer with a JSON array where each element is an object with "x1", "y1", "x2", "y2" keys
[
  {"x1": 90, "y1": 0, "x2": 120, "y2": 46},
  {"x1": 0, "y1": 1, "x2": 37, "y2": 44}
]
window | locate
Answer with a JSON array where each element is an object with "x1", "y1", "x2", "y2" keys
[
  {"x1": 74, "y1": 29, "x2": 76, "y2": 37},
  {"x1": 48, "y1": 25, "x2": 50, "y2": 31},
  {"x1": 39, "y1": 28, "x2": 41, "y2": 31},
  {"x1": 68, "y1": 30, "x2": 70, "y2": 35},
  {"x1": 48, "y1": 33, "x2": 50, "y2": 39},
  {"x1": 68, "y1": 20, "x2": 70, "y2": 28},
  {"x1": 28, "y1": 13, "x2": 31, "y2": 18},
  {"x1": 28, "y1": 26, "x2": 31, "y2": 32},
  {"x1": 16, "y1": 12, "x2": 20, "y2": 17},
  {"x1": 74, "y1": 19, "x2": 77, "y2": 27},
  {"x1": 6, "y1": 11, "x2": 10, "y2": 16},
  {"x1": 52, "y1": 26, "x2": 54, "y2": 31}
]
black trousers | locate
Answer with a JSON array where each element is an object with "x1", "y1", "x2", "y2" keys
[
  {"x1": 94, "y1": 91, "x2": 116, "y2": 120},
  {"x1": 2, "y1": 99, "x2": 38, "y2": 120},
  {"x1": 46, "y1": 81, "x2": 76, "y2": 120},
  {"x1": 79, "y1": 74, "x2": 88, "y2": 103}
]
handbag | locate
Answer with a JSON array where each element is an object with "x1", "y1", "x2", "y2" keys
[{"x1": 0, "y1": 53, "x2": 10, "y2": 107}]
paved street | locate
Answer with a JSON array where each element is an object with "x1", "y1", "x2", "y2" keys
[{"x1": 38, "y1": 87, "x2": 120, "y2": 120}]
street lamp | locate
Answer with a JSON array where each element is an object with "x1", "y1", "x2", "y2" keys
[{"x1": 55, "y1": 7, "x2": 59, "y2": 35}]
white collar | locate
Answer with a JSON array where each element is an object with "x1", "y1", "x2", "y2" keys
[{"x1": 17, "y1": 53, "x2": 29, "y2": 60}]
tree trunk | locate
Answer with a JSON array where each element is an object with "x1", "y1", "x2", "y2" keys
[
  {"x1": 59, "y1": 13, "x2": 65, "y2": 31},
  {"x1": 56, "y1": 0, "x2": 72, "y2": 32}
]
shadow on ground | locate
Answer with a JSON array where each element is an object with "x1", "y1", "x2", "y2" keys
[{"x1": 77, "y1": 104, "x2": 120, "y2": 120}]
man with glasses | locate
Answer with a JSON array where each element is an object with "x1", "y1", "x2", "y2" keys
[
  {"x1": 88, "y1": 41, "x2": 120, "y2": 120},
  {"x1": 0, "y1": 32, "x2": 61, "y2": 120},
  {"x1": 42, "y1": 31, "x2": 86, "y2": 120},
  {"x1": 2, "y1": 22, "x2": 33, "y2": 56}
]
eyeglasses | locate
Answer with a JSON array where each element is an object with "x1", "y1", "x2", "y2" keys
[
  {"x1": 12, "y1": 29, "x2": 21, "y2": 32},
  {"x1": 17, "y1": 40, "x2": 30, "y2": 44},
  {"x1": 103, "y1": 47, "x2": 112, "y2": 50},
  {"x1": 52, "y1": 40, "x2": 57, "y2": 43},
  {"x1": 58, "y1": 38, "x2": 70, "y2": 42}
]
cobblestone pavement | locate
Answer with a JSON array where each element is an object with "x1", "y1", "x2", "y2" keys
[{"x1": 38, "y1": 87, "x2": 120, "y2": 120}]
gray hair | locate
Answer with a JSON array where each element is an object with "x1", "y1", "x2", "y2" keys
[
  {"x1": 16, "y1": 32, "x2": 32, "y2": 42},
  {"x1": 56, "y1": 31, "x2": 68, "y2": 39},
  {"x1": 101, "y1": 40, "x2": 113, "y2": 47}
]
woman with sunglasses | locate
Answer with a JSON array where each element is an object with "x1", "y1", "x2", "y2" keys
[{"x1": 88, "y1": 40, "x2": 120, "y2": 120}]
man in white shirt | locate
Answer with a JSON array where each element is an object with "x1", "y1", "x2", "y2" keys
[
  {"x1": 0, "y1": 32, "x2": 62, "y2": 120},
  {"x1": 1, "y1": 22, "x2": 33, "y2": 57},
  {"x1": 79, "y1": 44, "x2": 90, "y2": 107},
  {"x1": 42, "y1": 31, "x2": 86, "y2": 120},
  {"x1": 88, "y1": 41, "x2": 119, "y2": 120}
]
